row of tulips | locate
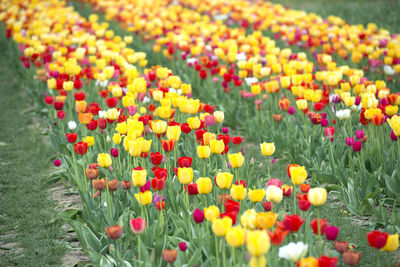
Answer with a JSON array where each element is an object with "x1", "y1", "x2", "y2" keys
[
  {"x1": 80, "y1": 0, "x2": 400, "y2": 228},
  {"x1": 177, "y1": 0, "x2": 400, "y2": 77},
  {"x1": 1, "y1": 0, "x2": 399, "y2": 266}
]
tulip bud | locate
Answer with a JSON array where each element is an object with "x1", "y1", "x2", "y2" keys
[
  {"x1": 107, "y1": 179, "x2": 119, "y2": 192},
  {"x1": 53, "y1": 159, "x2": 61, "y2": 167},
  {"x1": 121, "y1": 180, "x2": 131, "y2": 190},
  {"x1": 162, "y1": 249, "x2": 177, "y2": 263},
  {"x1": 105, "y1": 225, "x2": 122, "y2": 240},
  {"x1": 92, "y1": 178, "x2": 106, "y2": 191},
  {"x1": 86, "y1": 168, "x2": 99, "y2": 180}
]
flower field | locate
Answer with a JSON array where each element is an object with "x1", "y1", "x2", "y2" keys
[{"x1": 0, "y1": 0, "x2": 399, "y2": 266}]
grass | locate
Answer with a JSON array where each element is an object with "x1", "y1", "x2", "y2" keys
[
  {"x1": 271, "y1": 0, "x2": 400, "y2": 33},
  {"x1": 0, "y1": 27, "x2": 66, "y2": 266}
]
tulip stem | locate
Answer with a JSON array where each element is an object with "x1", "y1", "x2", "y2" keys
[
  {"x1": 214, "y1": 235, "x2": 220, "y2": 267},
  {"x1": 317, "y1": 207, "x2": 322, "y2": 254},
  {"x1": 231, "y1": 247, "x2": 236, "y2": 267},
  {"x1": 203, "y1": 159, "x2": 206, "y2": 177},
  {"x1": 137, "y1": 235, "x2": 141, "y2": 265},
  {"x1": 293, "y1": 186, "x2": 296, "y2": 214},
  {"x1": 267, "y1": 156, "x2": 271, "y2": 178},
  {"x1": 221, "y1": 239, "x2": 226, "y2": 267},
  {"x1": 377, "y1": 251, "x2": 380, "y2": 267}
]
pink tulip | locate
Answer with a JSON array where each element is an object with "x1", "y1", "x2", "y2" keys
[{"x1": 129, "y1": 218, "x2": 146, "y2": 234}]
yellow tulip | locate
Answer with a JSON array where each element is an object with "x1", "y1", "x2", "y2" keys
[
  {"x1": 298, "y1": 257, "x2": 319, "y2": 267},
  {"x1": 290, "y1": 166, "x2": 308, "y2": 185},
  {"x1": 246, "y1": 230, "x2": 271, "y2": 256},
  {"x1": 167, "y1": 126, "x2": 181, "y2": 141},
  {"x1": 249, "y1": 256, "x2": 267, "y2": 267},
  {"x1": 230, "y1": 184, "x2": 247, "y2": 201},
  {"x1": 113, "y1": 133, "x2": 122, "y2": 145},
  {"x1": 266, "y1": 185, "x2": 283, "y2": 203},
  {"x1": 128, "y1": 140, "x2": 142, "y2": 157},
  {"x1": 381, "y1": 233, "x2": 399, "y2": 252},
  {"x1": 197, "y1": 145, "x2": 211, "y2": 159},
  {"x1": 308, "y1": 187, "x2": 327, "y2": 206},
  {"x1": 216, "y1": 172, "x2": 234, "y2": 189},
  {"x1": 241, "y1": 209, "x2": 258, "y2": 230},
  {"x1": 260, "y1": 142, "x2": 275, "y2": 156},
  {"x1": 256, "y1": 212, "x2": 278, "y2": 229},
  {"x1": 248, "y1": 189, "x2": 266, "y2": 202},
  {"x1": 226, "y1": 226, "x2": 245, "y2": 247},
  {"x1": 177, "y1": 168, "x2": 193, "y2": 184},
  {"x1": 203, "y1": 132, "x2": 216, "y2": 145},
  {"x1": 187, "y1": 117, "x2": 201, "y2": 129},
  {"x1": 196, "y1": 177, "x2": 213, "y2": 194},
  {"x1": 139, "y1": 138, "x2": 152, "y2": 153},
  {"x1": 212, "y1": 217, "x2": 232, "y2": 236},
  {"x1": 135, "y1": 190, "x2": 152, "y2": 205},
  {"x1": 180, "y1": 99, "x2": 200, "y2": 114},
  {"x1": 83, "y1": 136, "x2": 95, "y2": 147},
  {"x1": 204, "y1": 205, "x2": 220, "y2": 221},
  {"x1": 151, "y1": 120, "x2": 167, "y2": 134},
  {"x1": 97, "y1": 153, "x2": 112, "y2": 168},
  {"x1": 214, "y1": 111, "x2": 224, "y2": 123},
  {"x1": 228, "y1": 152, "x2": 244, "y2": 168},
  {"x1": 388, "y1": 115, "x2": 400, "y2": 136},
  {"x1": 210, "y1": 139, "x2": 225, "y2": 154},
  {"x1": 251, "y1": 84, "x2": 262, "y2": 95},
  {"x1": 131, "y1": 168, "x2": 147, "y2": 187},
  {"x1": 385, "y1": 105, "x2": 398, "y2": 116},
  {"x1": 296, "y1": 99, "x2": 308, "y2": 110},
  {"x1": 158, "y1": 106, "x2": 173, "y2": 119}
]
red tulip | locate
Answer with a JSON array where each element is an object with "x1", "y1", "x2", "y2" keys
[
  {"x1": 296, "y1": 193, "x2": 311, "y2": 211},
  {"x1": 66, "y1": 133, "x2": 77, "y2": 143},
  {"x1": 367, "y1": 230, "x2": 388, "y2": 249},
  {"x1": 185, "y1": 183, "x2": 198, "y2": 195},
  {"x1": 218, "y1": 134, "x2": 230, "y2": 146},
  {"x1": 231, "y1": 136, "x2": 243, "y2": 145},
  {"x1": 151, "y1": 177, "x2": 166, "y2": 191},
  {"x1": 177, "y1": 156, "x2": 193, "y2": 167},
  {"x1": 155, "y1": 201, "x2": 165, "y2": 210},
  {"x1": 263, "y1": 201, "x2": 272, "y2": 211},
  {"x1": 161, "y1": 139, "x2": 175, "y2": 152},
  {"x1": 74, "y1": 142, "x2": 88, "y2": 154},
  {"x1": 180, "y1": 123, "x2": 191, "y2": 134},
  {"x1": 310, "y1": 218, "x2": 328, "y2": 235},
  {"x1": 225, "y1": 199, "x2": 240, "y2": 213},
  {"x1": 318, "y1": 255, "x2": 338, "y2": 267},
  {"x1": 121, "y1": 180, "x2": 131, "y2": 190},
  {"x1": 153, "y1": 167, "x2": 168, "y2": 179},
  {"x1": 281, "y1": 214, "x2": 305, "y2": 232},
  {"x1": 150, "y1": 152, "x2": 163, "y2": 165},
  {"x1": 220, "y1": 211, "x2": 237, "y2": 225}
]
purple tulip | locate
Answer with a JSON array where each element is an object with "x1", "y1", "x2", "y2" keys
[
  {"x1": 326, "y1": 225, "x2": 339, "y2": 241},
  {"x1": 110, "y1": 148, "x2": 119, "y2": 158},
  {"x1": 179, "y1": 242, "x2": 187, "y2": 251},
  {"x1": 391, "y1": 130, "x2": 398, "y2": 141},
  {"x1": 193, "y1": 209, "x2": 205, "y2": 224},
  {"x1": 222, "y1": 127, "x2": 229, "y2": 134},
  {"x1": 53, "y1": 159, "x2": 61, "y2": 167},
  {"x1": 355, "y1": 130, "x2": 364, "y2": 140},
  {"x1": 345, "y1": 137, "x2": 354, "y2": 147},
  {"x1": 355, "y1": 96, "x2": 361, "y2": 106},
  {"x1": 287, "y1": 106, "x2": 295, "y2": 115},
  {"x1": 321, "y1": 118, "x2": 329, "y2": 127},
  {"x1": 352, "y1": 141, "x2": 362, "y2": 152}
]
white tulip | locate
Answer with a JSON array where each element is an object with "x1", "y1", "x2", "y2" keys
[
  {"x1": 278, "y1": 242, "x2": 308, "y2": 262},
  {"x1": 336, "y1": 109, "x2": 351, "y2": 120},
  {"x1": 68, "y1": 121, "x2": 77, "y2": 130}
]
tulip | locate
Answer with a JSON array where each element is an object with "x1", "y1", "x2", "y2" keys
[
  {"x1": 225, "y1": 226, "x2": 245, "y2": 248},
  {"x1": 343, "y1": 251, "x2": 362, "y2": 266},
  {"x1": 387, "y1": 115, "x2": 400, "y2": 136},
  {"x1": 263, "y1": 201, "x2": 272, "y2": 211},
  {"x1": 228, "y1": 152, "x2": 245, "y2": 168},
  {"x1": 196, "y1": 177, "x2": 213, "y2": 194},
  {"x1": 97, "y1": 153, "x2": 112, "y2": 168},
  {"x1": 246, "y1": 230, "x2": 271, "y2": 256},
  {"x1": 161, "y1": 139, "x2": 175, "y2": 152},
  {"x1": 256, "y1": 212, "x2": 278, "y2": 229},
  {"x1": 326, "y1": 225, "x2": 339, "y2": 241},
  {"x1": 131, "y1": 167, "x2": 147, "y2": 187},
  {"x1": 121, "y1": 180, "x2": 131, "y2": 190},
  {"x1": 150, "y1": 152, "x2": 163, "y2": 166},
  {"x1": 266, "y1": 178, "x2": 282, "y2": 188},
  {"x1": 241, "y1": 209, "x2": 258, "y2": 230},
  {"x1": 260, "y1": 142, "x2": 275, "y2": 156},
  {"x1": 266, "y1": 185, "x2": 283, "y2": 203},
  {"x1": 381, "y1": 233, "x2": 399, "y2": 251},
  {"x1": 248, "y1": 189, "x2": 266, "y2": 202},
  {"x1": 187, "y1": 116, "x2": 201, "y2": 129},
  {"x1": 162, "y1": 249, "x2": 177, "y2": 263},
  {"x1": 105, "y1": 225, "x2": 122, "y2": 240},
  {"x1": 53, "y1": 159, "x2": 61, "y2": 167},
  {"x1": 107, "y1": 179, "x2": 119, "y2": 192},
  {"x1": 210, "y1": 139, "x2": 225, "y2": 154},
  {"x1": 278, "y1": 241, "x2": 308, "y2": 262},
  {"x1": 204, "y1": 205, "x2": 220, "y2": 221},
  {"x1": 214, "y1": 111, "x2": 224, "y2": 123},
  {"x1": 290, "y1": 166, "x2": 307, "y2": 185},
  {"x1": 318, "y1": 256, "x2": 338, "y2": 267},
  {"x1": 296, "y1": 99, "x2": 308, "y2": 110},
  {"x1": 197, "y1": 145, "x2": 211, "y2": 159},
  {"x1": 66, "y1": 133, "x2": 77, "y2": 143},
  {"x1": 134, "y1": 190, "x2": 152, "y2": 205},
  {"x1": 193, "y1": 209, "x2": 205, "y2": 223},
  {"x1": 129, "y1": 218, "x2": 146, "y2": 234},
  {"x1": 179, "y1": 242, "x2": 187, "y2": 252},
  {"x1": 216, "y1": 172, "x2": 234, "y2": 189},
  {"x1": 298, "y1": 257, "x2": 319, "y2": 267},
  {"x1": 166, "y1": 125, "x2": 181, "y2": 141},
  {"x1": 282, "y1": 214, "x2": 305, "y2": 232},
  {"x1": 310, "y1": 219, "x2": 328, "y2": 235},
  {"x1": 177, "y1": 156, "x2": 192, "y2": 167},
  {"x1": 308, "y1": 187, "x2": 327, "y2": 206},
  {"x1": 92, "y1": 178, "x2": 106, "y2": 191},
  {"x1": 212, "y1": 217, "x2": 233, "y2": 236},
  {"x1": 177, "y1": 167, "x2": 193, "y2": 184},
  {"x1": 151, "y1": 177, "x2": 165, "y2": 191}
]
